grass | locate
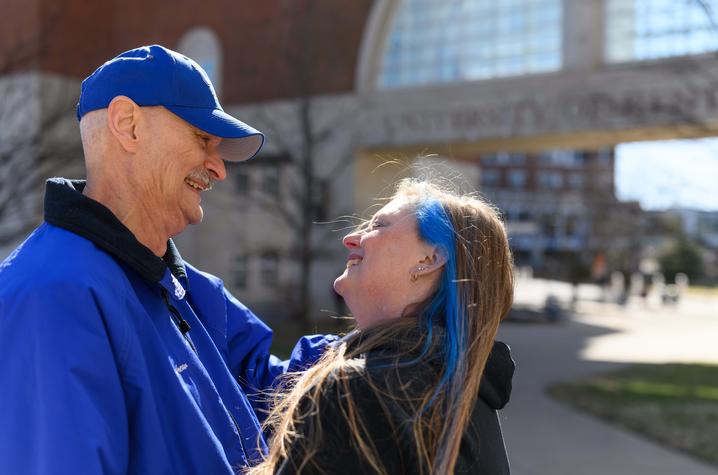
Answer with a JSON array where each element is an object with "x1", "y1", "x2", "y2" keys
[
  {"x1": 548, "y1": 364, "x2": 718, "y2": 467},
  {"x1": 685, "y1": 286, "x2": 718, "y2": 297}
]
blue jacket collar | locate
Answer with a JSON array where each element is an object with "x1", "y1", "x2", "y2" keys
[{"x1": 43, "y1": 177, "x2": 188, "y2": 285}]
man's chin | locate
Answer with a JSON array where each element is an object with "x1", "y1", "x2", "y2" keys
[{"x1": 187, "y1": 208, "x2": 204, "y2": 226}]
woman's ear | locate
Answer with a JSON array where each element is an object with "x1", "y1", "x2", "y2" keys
[{"x1": 412, "y1": 246, "x2": 447, "y2": 278}]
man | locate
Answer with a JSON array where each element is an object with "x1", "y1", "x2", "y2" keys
[{"x1": 0, "y1": 45, "x2": 334, "y2": 474}]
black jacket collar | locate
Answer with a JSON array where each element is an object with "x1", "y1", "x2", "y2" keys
[
  {"x1": 345, "y1": 322, "x2": 514, "y2": 410},
  {"x1": 43, "y1": 177, "x2": 187, "y2": 284}
]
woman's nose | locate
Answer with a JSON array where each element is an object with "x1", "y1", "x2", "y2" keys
[{"x1": 342, "y1": 232, "x2": 360, "y2": 249}]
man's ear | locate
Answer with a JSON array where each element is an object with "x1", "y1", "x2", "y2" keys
[
  {"x1": 106, "y1": 96, "x2": 141, "y2": 153},
  {"x1": 412, "y1": 246, "x2": 447, "y2": 277}
]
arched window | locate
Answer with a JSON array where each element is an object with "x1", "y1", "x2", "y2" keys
[
  {"x1": 606, "y1": 0, "x2": 718, "y2": 62},
  {"x1": 177, "y1": 27, "x2": 223, "y2": 97},
  {"x1": 376, "y1": 0, "x2": 562, "y2": 89}
]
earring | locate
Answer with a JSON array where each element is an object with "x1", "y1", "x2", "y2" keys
[{"x1": 411, "y1": 265, "x2": 427, "y2": 282}]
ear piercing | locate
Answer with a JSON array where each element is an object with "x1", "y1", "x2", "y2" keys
[{"x1": 410, "y1": 265, "x2": 428, "y2": 282}]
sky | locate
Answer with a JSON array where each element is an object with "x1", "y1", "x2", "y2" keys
[{"x1": 615, "y1": 138, "x2": 718, "y2": 211}]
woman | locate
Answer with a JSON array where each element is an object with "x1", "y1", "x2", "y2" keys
[{"x1": 250, "y1": 179, "x2": 515, "y2": 474}]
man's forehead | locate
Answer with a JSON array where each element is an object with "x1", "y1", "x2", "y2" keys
[
  {"x1": 146, "y1": 106, "x2": 209, "y2": 135},
  {"x1": 190, "y1": 125, "x2": 210, "y2": 136},
  {"x1": 180, "y1": 119, "x2": 215, "y2": 139}
]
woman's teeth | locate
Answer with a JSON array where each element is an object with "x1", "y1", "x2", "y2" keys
[{"x1": 346, "y1": 258, "x2": 362, "y2": 268}]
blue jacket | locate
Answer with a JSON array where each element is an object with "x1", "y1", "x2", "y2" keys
[{"x1": 0, "y1": 178, "x2": 335, "y2": 474}]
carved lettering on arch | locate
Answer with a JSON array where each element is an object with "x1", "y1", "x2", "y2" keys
[
  {"x1": 512, "y1": 99, "x2": 545, "y2": 132},
  {"x1": 376, "y1": 81, "x2": 718, "y2": 143}
]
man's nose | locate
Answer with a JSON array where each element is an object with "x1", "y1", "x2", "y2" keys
[{"x1": 206, "y1": 152, "x2": 227, "y2": 181}]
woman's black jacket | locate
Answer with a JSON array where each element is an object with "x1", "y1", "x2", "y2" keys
[{"x1": 274, "y1": 336, "x2": 515, "y2": 474}]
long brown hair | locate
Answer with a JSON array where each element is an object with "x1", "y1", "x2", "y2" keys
[{"x1": 247, "y1": 179, "x2": 514, "y2": 475}]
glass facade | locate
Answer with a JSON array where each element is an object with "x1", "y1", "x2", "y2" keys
[
  {"x1": 606, "y1": 0, "x2": 718, "y2": 62},
  {"x1": 378, "y1": 0, "x2": 562, "y2": 89}
]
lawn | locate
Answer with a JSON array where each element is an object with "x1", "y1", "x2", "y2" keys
[
  {"x1": 685, "y1": 285, "x2": 718, "y2": 297},
  {"x1": 548, "y1": 364, "x2": 718, "y2": 467}
]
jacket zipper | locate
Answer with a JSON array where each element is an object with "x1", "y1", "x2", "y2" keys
[
  {"x1": 161, "y1": 289, "x2": 197, "y2": 354},
  {"x1": 228, "y1": 409, "x2": 249, "y2": 460},
  {"x1": 162, "y1": 290, "x2": 248, "y2": 460}
]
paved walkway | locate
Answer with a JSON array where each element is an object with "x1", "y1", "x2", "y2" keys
[{"x1": 497, "y1": 295, "x2": 718, "y2": 475}]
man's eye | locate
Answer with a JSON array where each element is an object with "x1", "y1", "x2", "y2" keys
[{"x1": 371, "y1": 221, "x2": 384, "y2": 229}]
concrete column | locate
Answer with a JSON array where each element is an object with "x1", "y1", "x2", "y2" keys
[{"x1": 562, "y1": 0, "x2": 607, "y2": 71}]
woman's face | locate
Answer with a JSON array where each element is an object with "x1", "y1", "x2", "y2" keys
[{"x1": 334, "y1": 197, "x2": 438, "y2": 329}]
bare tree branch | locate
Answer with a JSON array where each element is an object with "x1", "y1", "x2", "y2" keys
[{"x1": 0, "y1": 8, "x2": 82, "y2": 248}]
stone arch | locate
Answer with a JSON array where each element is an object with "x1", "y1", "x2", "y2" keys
[{"x1": 355, "y1": 0, "x2": 403, "y2": 94}]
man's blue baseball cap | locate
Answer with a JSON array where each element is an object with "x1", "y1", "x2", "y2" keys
[{"x1": 76, "y1": 44, "x2": 264, "y2": 162}]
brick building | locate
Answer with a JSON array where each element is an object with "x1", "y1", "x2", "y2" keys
[{"x1": 473, "y1": 148, "x2": 643, "y2": 279}]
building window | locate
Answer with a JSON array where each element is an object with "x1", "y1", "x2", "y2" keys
[
  {"x1": 260, "y1": 251, "x2": 279, "y2": 288},
  {"x1": 261, "y1": 165, "x2": 280, "y2": 196},
  {"x1": 568, "y1": 172, "x2": 585, "y2": 189},
  {"x1": 377, "y1": 0, "x2": 562, "y2": 89},
  {"x1": 510, "y1": 153, "x2": 527, "y2": 165},
  {"x1": 311, "y1": 180, "x2": 329, "y2": 221},
  {"x1": 232, "y1": 255, "x2": 248, "y2": 289},
  {"x1": 508, "y1": 170, "x2": 527, "y2": 189},
  {"x1": 233, "y1": 166, "x2": 250, "y2": 196},
  {"x1": 539, "y1": 149, "x2": 583, "y2": 167},
  {"x1": 537, "y1": 171, "x2": 563, "y2": 189},
  {"x1": 572, "y1": 151, "x2": 586, "y2": 166},
  {"x1": 481, "y1": 169, "x2": 502, "y2": 188},
  {"x1": 599, "y1": 172, "x2": 614, "y2": 189},
  {"x1": 540, "y1": 214, "x2": 557, "y2": 236},
  {"x1": 177, "y1": 27, "x2": 223, "y2": 97},
  {"x1": 565, "y1": 215, "x2": 580, "y2": 237},
  {"x1": 485, "y1": 152, "x2": 526, "y2": 165},
  {"x1": 482, "y1": 154, "x2": 499, "y2": 165},
  {"x1": 597, "y1": 148, "x2": 613, "y2": 165},
  {"x1": 606, "y1": 0, "x2": 718, "y2": 62}
]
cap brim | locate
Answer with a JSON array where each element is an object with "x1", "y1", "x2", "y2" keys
[{"x1": 165, "y1": 105, "x2": 265, "y2": 162}]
